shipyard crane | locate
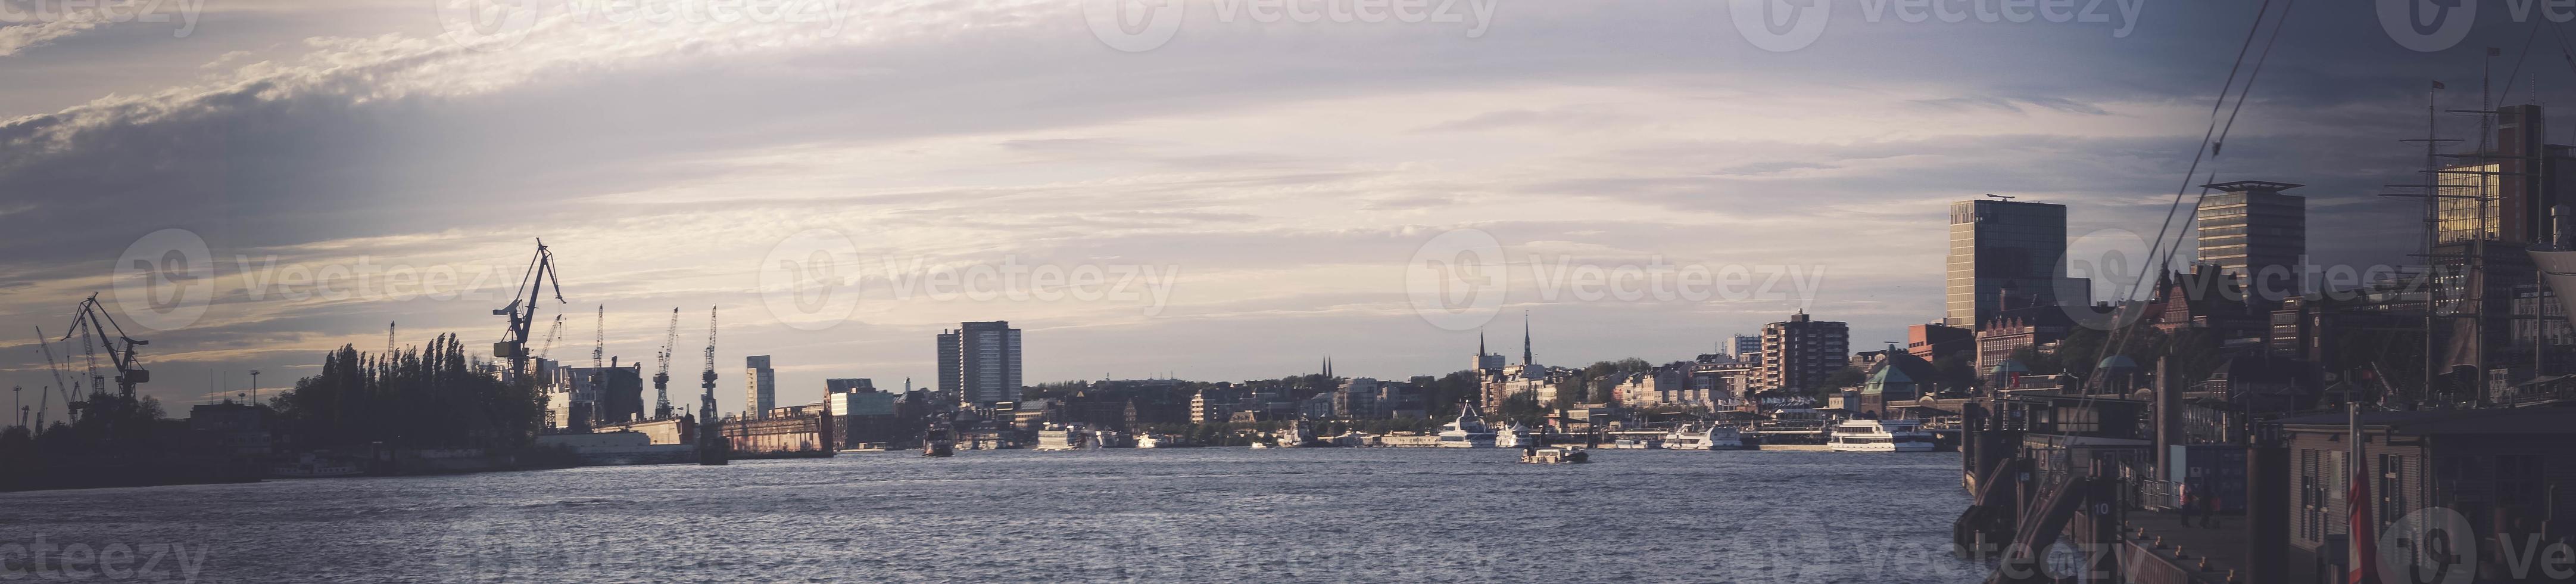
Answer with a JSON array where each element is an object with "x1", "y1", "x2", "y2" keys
[
  {"x1": 652, "y1": 307, "x2": 679, "y2": 419},
  {"x1": 698, "y1": 306, "x2": 719, "y2": 421},
  {"x1": 64, "y1": 293, "x2": 148, "y2": 397},
  {"x1": 536, "y1": 314, "x2": 567, "y2": 360},
  {"x1": 492, "y1": 240, "x2": 565, "y2": 384},
  {"x1": 591, "y1": 304, "x2": 605, "y2": 368},
  {"x1": 32, "y1": 327, "x2": 74, "y2": 428}
]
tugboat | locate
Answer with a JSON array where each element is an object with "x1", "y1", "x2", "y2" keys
[
  {"x1": 921, "y1": 415, "x2": 956, "y2": 458},
  {"x1": 1436, "y1": 403, "x2": 1498, "y2": 448}
]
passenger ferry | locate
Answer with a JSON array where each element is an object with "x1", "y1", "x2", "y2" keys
[
  {"x1": 1662, "y1": 424, "x2": 1746, "y2": 451},
  {"x1": 1136, "y1": 434, "x2": 1162, "y2": 449},
  {"x1": 1035, "y1": 425, "x2": 1089, "y2": 451},
  {"x1": 1493, "y1": 423, "x2": 1535, "y2": 449},
  {"x1": 1436, "y1": 405, "x2": 1498, "y2": 448},
  {"x1": 1827, "y1": 419, "x2": 1936, "y2": 452}
]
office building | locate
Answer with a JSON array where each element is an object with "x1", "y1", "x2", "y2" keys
[
  {"x1": 2195, "y1": 181, "x2": 2307, "y2": 300},
  {"x1": 1757, "y1": 311, "x2": 1850, "y2": 394},
  {"x1": 938, "y1": 321, "x2": 1024, "y2": 407},
  {"x1": 1732, "y1": 334, "x2": 1761, "y2": 361},
  {"x1": 1947, "y1": 197, "x2": 2072, "y2": 329},
  {"x1": 744, "y1": 356, "x2": 775, "y2": 419}
]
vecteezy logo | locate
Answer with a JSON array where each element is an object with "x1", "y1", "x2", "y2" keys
[
  {"x1": 758, "y1": 229, "x2": 863, "y2": 331},
  {"x1": 1405, "y1": 228, "x2": 1506, "y2": 331},
  {"x1": 1729, "y1": 0, "x2": 1829, "y2": 52},
  {"x1": 114, "y1": 228, "x2": 214, "y2": 331},
  {"x1": 432, "y1": 0, "x2": 543, "y2": 51},
  {"x1": 1084, "y1": 0, "x2": 1185, "y2": 52},
  {"x1": 2378, "y1": 0, "x2": 2474, "y2": 52},
  {"x1": 2057, "y1": 228, "x2": 2159, "y2": 332}
]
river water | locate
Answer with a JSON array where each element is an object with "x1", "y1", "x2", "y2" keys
[{"x1": 2, "y1": 448, "x2": 1987, "y2": 583}]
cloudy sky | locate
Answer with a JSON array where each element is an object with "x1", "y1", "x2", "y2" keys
[{"x1": 0, "y1": 0, "x2": 2562, "y2": 418}]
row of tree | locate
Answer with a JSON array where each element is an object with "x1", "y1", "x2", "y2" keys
[{"x1": 266, "y1": 334, "x2": 548, "y2": 451}]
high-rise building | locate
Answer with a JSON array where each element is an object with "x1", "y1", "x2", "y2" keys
[
  {"x1": 1947, "y1": 198, "x2": 2071, "y2": 329},
  {"x1": 2195, "y1": 181, "x2": 2307, "y2": 300},
  {"x1": 1732, "y1": 334, "x2": 1761, "y2": 361},
  {"x1": 938, "y1": 321, "x2": 1024, "y2": 407},
  {"x1": 744, "y1": 355, "x2": 775, "y2": 418},
  {"x1": 825, "y1": 378, "x2": 875, "y2": 394},
  {"x1": 1757, "y1": 311, "x2": 1849, "y2": 394}
]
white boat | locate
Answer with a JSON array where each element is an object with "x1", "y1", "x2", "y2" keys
[
  {"x1": 1275, "y1": 421, "x2": 1313, "y2": 448},
  {"x1": 1436, "y1": 404, "x2": 1497, "y2": 448},
  {"x1": 1137, "y1": 434, "x2": 1162, "y2": 449},
  {"x1": 1035, "y1": 426, "x2": 1089, "y2": 451},
  {"x1": 1663, "y1": 424, "x2": 1746, "y2": 451},
  {"x1": 1610, "y1": 437, "x2": 1662, "y2": 449},
  {"x1": 1493, "y1": 423, "x2": 1535, "y2": 448},
  {"x1": 1249, "y1": 442, "x2": 1272, "y2": 449},
  {"x1": 1828, "y1": 419, "x2": 1936, "y2": 452}
]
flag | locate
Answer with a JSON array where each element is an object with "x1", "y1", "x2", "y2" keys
[
  {"x1": 2347, "y1": 406, "x2": 2381, "y2": 584},
  {"x1": 2434, "y1": 80, "x2": 2447, "y2": 89}
]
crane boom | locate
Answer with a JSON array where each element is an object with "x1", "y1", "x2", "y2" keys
[
  {"x1": 653, "y1": 307, "x2": 679, "y2": 419},
  {"x1": 63, "y1": 294, "x2": 148, "y2": 397}
]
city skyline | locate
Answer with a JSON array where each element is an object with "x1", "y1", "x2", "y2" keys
[{"x1": 0, "y1": 2, "x2": 2559, "y2": 418}]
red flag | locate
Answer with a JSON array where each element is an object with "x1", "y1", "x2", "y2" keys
[{"x1": 2348, "y1": 453, "x2": 2380, "y2": 584}]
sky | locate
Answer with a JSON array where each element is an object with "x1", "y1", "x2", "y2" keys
[{"x1": 0, "y1": 0, "x2": 2568, "y2": 419}]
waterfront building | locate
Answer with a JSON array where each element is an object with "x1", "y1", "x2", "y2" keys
[
  {"x1": 1946, "y1": 197, "x2": 2074, "y2": 329},
  {"x1": 744, "y1": 355, "x2": 776, "y2": 419},
  {"x1": 1757, "y1": 311, "x2": 1849, "y2": 394},
  {"x1": 2194, "y1": 181, "x2": 2307, "y2": 300},
  {"x1": 825, "y1": 378, "x2": 875, "y2": 393},
  {"x1": 1333, "y1": 377, "x2": 1381, "y2": 419},
  {"x1": 1906, "y1": 323, "x2": 1973, "y2": 364},
  {"x1": 1974, "y1": 307, "x2": 2073, "y2": 377},
  {"x1": 938, "y1": 321, "x2": 1025, "y2": 408}
]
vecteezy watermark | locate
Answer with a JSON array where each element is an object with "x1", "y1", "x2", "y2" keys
[
  {"x1": 231, "y1": 256, "x2": 517, "y2": 304},
  {"x1": 757, "y1": 229, "x2": 865, "y2": 331},
  {"x1": 0, "y1": 537, "x2": 213, "y2": 583},
  {"x1": 2056, "y1": 228, "x2": 2409, "y2": 331},
  {"x1": 2377, "y1": 0, "x2": 2476, "y2": 52},
  {"x1": 1401, "y1": 228, "x2": 1829, "y2": 332},
  {"x1": 0, "y1": 0, "x2": 207, "y2": 41},
  {"x1": 113, "y1": 228, "x2": 214, "y2": 332},
  {"x1": 1726, "y1": 0, "x2": 2145, "y2": 52},
  {"x1": 430, "y1": 0, "x2": 850, "y2": 51},
  {"x1": 1084, "y1": 0, "x2": 1498, "y2": 52},
  {"x1": 754, "y1": 229, "x2": 1183, "y2": 331}
]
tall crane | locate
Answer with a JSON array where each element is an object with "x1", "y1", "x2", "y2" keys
[
  {"x1": 591, "y1": 304, "x2": 605, "y2": 368},
  {"x1": 536, "y1": 314, "x2": 566, "y2": 360},
  {"x1": 64, "y1": 293, "x2": 148, "y2": 397},
  {"x1": 699, "y1": 306, "x2": 719, "y2": 421},
  {"x1": 652, "y1": 307, "x2": 679, "y2": 420},
  {"x1": 492, "y1": 240, "x2": 565, "y2": 384},
  {"x1": 32, "y1": 327, "x2": 74, "y2": 428}
]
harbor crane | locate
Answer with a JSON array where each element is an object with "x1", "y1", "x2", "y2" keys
[
  {"x1": 591, "y1": 304, "x2": 605, "y2": 368},
  {"x1": 536, "y1": 314, "x2": 566, "y2": 361},
  {"x1": 492, "y1": 240, "x2": 565, "y2": 384},
  {"x1": 32, "y1": 327, "x2": 75, "y2": 429},
  {"x1": 653, "y1": 307, "x2": 679, "y2": 420},
  {"x1": 64, "y1": 293, "x2": 148, "y2": 397},
  {"x1": 698, "y1": 306, "x2": 719, "y2": 422}
]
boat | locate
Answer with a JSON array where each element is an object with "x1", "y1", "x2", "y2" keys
[
  {"x1": 1329, "y1": 431, "x2": 1368, "y2": 447},
  {"x1": 1137, "y1": 434, "x2": 1162, "y2": 449},
  {"x1": 1828, "y1": 418, "x2": 1936, "y2": 452},
  {"x1": 1663, "y1": 424, "x2": 1747, "y2": 451},
  {"x1": 922, "y1": 415, "x2": 956, "y2": 457},
  {"x1": 269, "y1": 453, "x2": 363, "y2": 478},
  {"x1": 1436, "y1": 403, "x2": 1498, "y2": 448},
  {"x1": 1275, "y1": 421, "x2": 1313, "y2": 448},
  {"x1": 1493, "y1": 423, "x2": 1535, "y2": 448},
  {"x1": 1249, "y1": 442, "x2": 1272, "y2": 449},
  {"x1": 1036, "y1": 425, "x2": 1090, "y2": 451},
  {"x1": 1520, "y1": 446, "x2": 1589, "y2": 464},
  {"x1": 1610, "y1": 437, "x2": 1662, "y2": 449}
]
